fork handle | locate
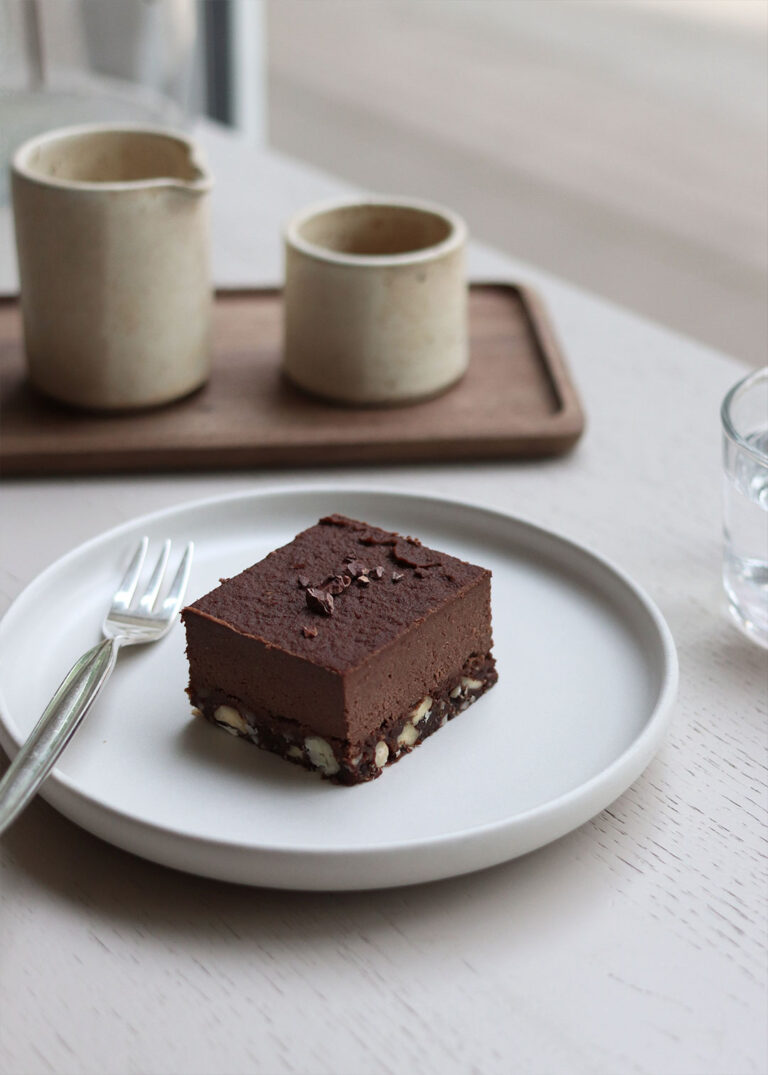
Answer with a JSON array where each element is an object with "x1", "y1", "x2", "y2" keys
[{"x1": 0, "y1": 637, "x2": 120, "y2": 835}]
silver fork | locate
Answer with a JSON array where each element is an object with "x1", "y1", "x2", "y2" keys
[{"x1": 0, "y1": 537, "x2": 193, "y2": 835}]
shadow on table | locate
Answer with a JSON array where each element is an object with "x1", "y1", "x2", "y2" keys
[
  {"x1": 0, "y1": 743, "x2": 612, "y2": 954},
  {"x1": 9, "y1": 612, "x2": 760, "y2": 954}
]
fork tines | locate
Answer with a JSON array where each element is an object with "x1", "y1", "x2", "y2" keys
[{"x1": 111, "y1": 537, "x2": 193, "y2": 620}]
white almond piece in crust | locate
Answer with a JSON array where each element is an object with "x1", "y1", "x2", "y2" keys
[
  {"x1": 304, "y1": 736, "x2": 340, "y2": 776},
  {"x1": 214, "y1": 704, "x2": 249, "y2": 734},
  {"x1": 397, "y1": 722, "x2": 419, "y2": 748},
  {"x1": 409, "y1": 696, "x2": 433, "y2": 725}
]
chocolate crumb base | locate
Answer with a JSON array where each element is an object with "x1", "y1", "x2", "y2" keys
[{"x1": 188, "y1": 653, "x2": 497, "y2": 785}]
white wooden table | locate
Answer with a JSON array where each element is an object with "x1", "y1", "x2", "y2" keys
[{"x1": 1, "y1": 124, "x2": 765, "y2": 1075}]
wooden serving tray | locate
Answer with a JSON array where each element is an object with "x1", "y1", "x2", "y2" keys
[{"x1": 0, "y1": 284, "x2": 584, "y2": 476}]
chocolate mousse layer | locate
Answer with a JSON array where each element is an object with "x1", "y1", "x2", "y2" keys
[{"x1": 182, "y1": 514, "x2": 497, "y2": 783}]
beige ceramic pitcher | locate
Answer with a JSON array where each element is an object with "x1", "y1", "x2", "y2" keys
[{"x1": 12, "y1": 123, "x2": 213, "y2": 410}]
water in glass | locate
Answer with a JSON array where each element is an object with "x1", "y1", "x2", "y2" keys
[{"x1": 723, "y1": 429, "x2": 768, "y2": 645}]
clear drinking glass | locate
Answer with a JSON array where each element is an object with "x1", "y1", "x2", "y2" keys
[{"x1": 722, "y1": 367, "x2": 768, "y2": 648}]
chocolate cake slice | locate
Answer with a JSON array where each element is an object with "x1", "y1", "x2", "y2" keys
[{"x1": 181, "y1": 514, "x2": 497, "y2": 784}]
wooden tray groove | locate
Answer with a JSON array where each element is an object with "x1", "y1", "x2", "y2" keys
[{"x1": 0, "y1": 284, "x2": 584, "y2": 476}]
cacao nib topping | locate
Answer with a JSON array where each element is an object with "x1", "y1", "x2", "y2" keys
[
  {"x1": 357, "y1": 575, "x2": 370, "y2": 587},
  {"x1": 302, "y1": 625, "x2": 318, "y2": 638},
  {"x1": 326, "y1": 573, "x2": 351, "y2": 595},
  {"x1": 358, "y1": 533, "x2": 396, "y2": 547},
  {"x1": 346, "y1": 560, "x2": 368, "y2": 579},
  {"x1": 392, "y1": 539, "x2": 442, "y2": 569},
  {"x1": 320, "y1": 514, "x2": 366, "y2": 530},
  {"x1": 372, "y1": 566, "x2": 384, "y2": 579},
  {"x1": 297, "y1": 575, "x2": 310, "y2": 589},
  {"x1": 392, "y1": 572, "x2": 404, "y2": 583},
  {"x1": 306, "y1": 587, "x2": 334, "y2": 616}
]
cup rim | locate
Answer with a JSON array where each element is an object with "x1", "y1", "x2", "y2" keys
[
  {"x1": 11, "y1": 122, "x2": 212, "y2": 194},
  {"x1": 721, "y1": 365, "x2": 768, "y2": 464},
  {"x1": 284, "y1": 195, "x2": 467, "y2": 267}
]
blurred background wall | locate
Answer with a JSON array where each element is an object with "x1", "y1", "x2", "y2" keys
[
  {"x1": 2, "y1": 0, "x2": 765, "y2": 366},
  {"x1": 265, "y1": 0, "x2": 767, "y2": 367}
]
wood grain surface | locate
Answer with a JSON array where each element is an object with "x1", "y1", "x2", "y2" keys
[{"x1": 0, "y1": 284, "x2": 584, "y2": 475}]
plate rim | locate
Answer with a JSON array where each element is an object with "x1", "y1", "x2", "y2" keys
[{"x1": 0, "y1": 484, "x2": 678, "y2": 881}]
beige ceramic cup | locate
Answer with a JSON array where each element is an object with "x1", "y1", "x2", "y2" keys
[
  {"x1": 12, "y1": 123, "x2": 213, "y2": 410},
  {"x1": 283, "y1": 196, "x2": 468, "y2": 405}
]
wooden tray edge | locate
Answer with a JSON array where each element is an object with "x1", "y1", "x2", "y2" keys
[{"x1": 0, "y1": 282, "x2": 586, "y2": 477}]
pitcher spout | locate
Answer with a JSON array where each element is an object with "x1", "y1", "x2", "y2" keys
[{"x1": 172, "y1": 148, "x2": 213, "y2": 196}]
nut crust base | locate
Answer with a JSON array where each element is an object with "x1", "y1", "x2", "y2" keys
[{"x1": 189, "y1": 653, "x2": 497, "y2": 785}]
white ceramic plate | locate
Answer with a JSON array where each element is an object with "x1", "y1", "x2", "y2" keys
[{"x1": 0, "y1": 487, "x2": 677, "y2": 890}]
